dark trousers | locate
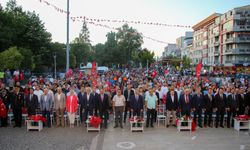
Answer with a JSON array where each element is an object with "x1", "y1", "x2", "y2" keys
[
  {"x1": 115, "y1": 106, "x2": 123, "y2": 127},
  {"x1": 84, "y1": 108, "x2": 93, "y2": 122},
  {"x1": 146, "y1": 108, "x2": 155, "y2": 127},
  {"x1": 13, "y1": 109, "x2": 22, "y2": 127},
  {"x1": 124, "y1": 104, "x2": 131, "y2": 123},
  {"x1": 193, "y1": 109, "x2": 202, "y2": 127},
  {"x1": 80, "y1": 106, "x2": 84, "y2": 122},
  {"x1": 238, "y1": 107, "x2": 245, "y2": 115},
  {"x1": 99, "y1": 110, "x2": 108, "y2": 128},
  {"x1": 0, "y1": 117, "x2": 8, "y2": 127},
  {"x1": 42, "y1": 110, "x2": 51, "y2": 127},
  {"x1": 227, "y1": 109, "x2": 237, "y2": 127},
  {"x1": 204, "y1": 108, "x2": 212, "y2": 126},
  {"x1": 216, "y1": 109, "x2": 225, "y2": 127},
  {"x1": 181, "y1": 110, "x2": 190, "y2": 117},
  {"x1": 133, "y1": 110, "x2": 142, "y2": 117}
]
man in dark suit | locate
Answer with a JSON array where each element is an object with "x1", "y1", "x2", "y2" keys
[
  {"x1": 226, "y1": 88, "x2": 239, "y2": 128},
  {"x1": 97, "y1": 88, "x2": 109, "y2": 128},
  {"x1": 192, "y1": 87, "x2": 204, "y2": 128},
  {"x1": 130, "y1": 88, "x2": 144, "y2": 117},
  {"x1": 179, "y1": 88, "x2": 192, "y2": 117},
  {"x1": 11, "y1": 86, "x2": 24, "y2": 127},
  {"x1": 166, "y1": 88, "x2": 178, "y2": 127},
  {"x1": 204, "y1": 87, "x2": 214, "y2": 127},
  {"x1": 78, "y1": 86, "x2": 85, "y2": 123},
  {"x1": 123, "y1": 84, "x2": 134, "y2": 123},
  {"x1": 246, "y1": 87, "x2": 250, "y2": 116},
  {"x1": 92, "y1": 87, "x2": 99, "y2": 116},
  {"x1": 238, "y1": 88, "x2": 246, "y2": 115},
  {"x1": 25, "y1": 88, "x2": 38, "y2": 116},
  {"x1": 82, "y1": 87, "x2": 95, "y2": 122},
  {"x1": 214, "y1": 87, "x2": 227, "y2": 128}
]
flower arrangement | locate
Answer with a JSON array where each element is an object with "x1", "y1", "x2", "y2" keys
[
  {"x1": 88, "y1": 116, "x2": 102, "y2": 128},
  {"x1": 28, "y1": 115, "x2": 46, "y2": 122},
  {"x1": 235, "y1": 115, "x2": 250, "y2": 121}
]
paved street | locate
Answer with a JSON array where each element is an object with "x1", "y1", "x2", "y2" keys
[{"x1": 0, "y1": 122, "x2": 250, "y2": 150}]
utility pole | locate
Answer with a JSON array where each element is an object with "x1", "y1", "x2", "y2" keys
[{"x1": 66, "y1": 0, "x2": 70, "y2": 71}]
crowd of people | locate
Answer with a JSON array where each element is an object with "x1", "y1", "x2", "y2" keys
[{"x1": 0, "y1": 67, "x2": 249, "y2": 130}]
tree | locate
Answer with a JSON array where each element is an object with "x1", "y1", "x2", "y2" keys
[
  {"x1": 0, "y1": 0, "x2": 51, "y2": 71},
  {"x1": 70, "y1": 43, "x2": 90, "y2": 67},
  {"x1": 74, "y1": 19, "x2": 90, "y2": 44},
  {"x1": 18, "y1": 47, "x2": 33, "y2": 69},
  {"x1": 138, "y1": 48, "x2": 155, "y2": 67},
  {"x1": 116, "y1": 24, "x2": 143, "y2": 65},
  {"x1": 0, "y1": 47, "x2": 23, "y2": 69},
  {"x1": 182, "y1": 55, "x2": 192, "y2": 69}
]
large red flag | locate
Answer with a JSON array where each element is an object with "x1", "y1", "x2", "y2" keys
[{"x1": 196, "y1": 61, "x2": 202, "y2": 81}]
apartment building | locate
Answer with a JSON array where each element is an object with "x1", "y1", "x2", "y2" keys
[{"x1": 192, "y1": 5, "x2": 250, "y2": 69}]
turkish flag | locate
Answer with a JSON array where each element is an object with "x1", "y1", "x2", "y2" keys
[{"x1": 196, "y1": 61, "x2": 202, "y2": 81}]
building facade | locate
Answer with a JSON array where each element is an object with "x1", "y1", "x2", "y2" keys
[
  {"x1": 177, "y1": 32, "x2": 193, "y2": 59},
  {"x1": 192, "y1": 5, "x2": 250, "y2": 69},
  {"x1": 162, "y1": 43, "x2": 181, "y2": 58}
]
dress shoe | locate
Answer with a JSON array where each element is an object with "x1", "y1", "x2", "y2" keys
[
  {"x1": 120, "y1": 126, "x2": 123, "y2": 128},
  {"x1": 166, "y1": 125, "x2": 169, "y2": 128},
  {"x1": 173, "y1": 125, "x2": 176, "y2": 127},
  {"x1": 220, "y1": 125, "x2": 224, "y2": 128},
  {"x1": 151, "y1": 125, "x2": 154, "y2": 128},
  {"x1": 114, "y1": 125, "x2": 118, "y2": 128}
]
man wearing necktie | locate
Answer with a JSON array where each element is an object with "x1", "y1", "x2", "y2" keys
[
  {"x1": 166, "y1": 88, "x2": 178, "y2": 127},
  {"x1": 214, "y1": 87, "x2": 226, "y2": 128},
  {"x1": 25, "y1": 88, "x2": 38, "y2": 116},
  {"x1": 226, "y1": 88, "x2": 239, "y2": 128},
  {"x1": 40, "y1": 88, "x2": 53, "y2": 127},
  {"x1": 204, "y1": 87, "x2": 214, "y2": 127},
  {"x1": 238, "y1": 88, "x2": 246, "y2": 115},
  {"x1": 97, "y1": 88, "x2": 109, "y2": 128},
  {"x1": 180, "y1": 88, "x2": 192, "y2": 117},
  {"x1": 192, "y1": 87, "x2": 204, "y2": 128},
  {"x1": 130, "y1": 89, "x2": 144, "y2": 121}
]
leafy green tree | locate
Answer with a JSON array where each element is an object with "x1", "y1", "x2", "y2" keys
[
  {"x1": 138, "y1": 48, "x2": 155, "y2": 67},
  {"x1": 18, "y1": 47, "x2": 33, "y2": 69},
  {"x1": 74, "y1": 19, "x2": 90, "y2": 44},
  {"x1": 182, "y1": 55, "x2": 192, "y2": 69},
  {"x1": 0, "y1": 47, "x2": 23, "y2": 69},
  {"x1": 116, "y1": 24, "x2": 143, "y2": 65}
]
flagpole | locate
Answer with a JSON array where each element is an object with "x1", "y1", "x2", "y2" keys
[{"x1": 66, "y1": 0, "x2": 70, "y2": 71}]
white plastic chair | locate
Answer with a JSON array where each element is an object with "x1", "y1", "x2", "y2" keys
[{"x1": 157, "y1": 105, "x2": 166, "y2": 126}]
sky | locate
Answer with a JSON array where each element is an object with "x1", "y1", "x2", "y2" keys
[{"x1": 1, "y1": 0, "x2": 250, "y2": 57}]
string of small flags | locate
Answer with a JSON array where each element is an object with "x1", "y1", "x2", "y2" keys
[{"x1": 73, "y1": 18, "x2": 169, "y2": 44}]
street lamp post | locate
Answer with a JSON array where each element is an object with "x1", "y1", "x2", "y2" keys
[
  {"x1": 66, "y1": 0, "x2": 70, "y2": 71},
  {"x1": 54, "y1": 52, "x2": 57, "y2": 79}
]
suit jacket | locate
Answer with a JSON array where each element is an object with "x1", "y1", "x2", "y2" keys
[
  {"x1": 124, "y1": 89, "x2": 134, "y2": 101},
  {"x1": 166, "y1": 93, "x2": 178, "y2": 111},
  {"x1": 97, "y1": 94, "x2": 110, "y2": 111},
  {"x1": 54, "y1": 93, "x2": 66, "y2": 110},
  {"x1": 130, "y1": 95, "x2": 144, "y2": 111},
  {"x1": 226, "y1": 94, "x2": 239, "y2": 110},
  {"x1": 204, "y1": 94, "x2": 214, "y2": 110},
  {"x1": 92, "y1": 92, "x2": 99, "y2": 109},
  {"x1": 238, "y1": 93, "x2": 246, "y2": 109},
  {"x1": 214, "y1": 93, "x2": 226, "y2": 110},
  {"x1": 11, "y1": 92, "x2": 24, "y2": 111},
  {"x1": 192, "y1": 94, "x2": 205, "y2": 109},
  {"x1": 246, "y1": 92, "x2": 250, "y2": 107},
  {"x1": 78, "y1": 92, "x2": 85, "y2": 106},
  {"x1": 25, "y1": 94, "x2": 38, "y2": 115},
  {"x1": 40, "y1": 94, "x2": 53, "y2": 111},
  {"x1": 82, "y1": 93, "x2": 95, "y2": 110},
  {"x1": 179, "y1": 94, "x2": 192, "y2": 112}
]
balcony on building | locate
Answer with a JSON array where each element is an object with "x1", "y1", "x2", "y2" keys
[{"x1": 224, "y1": 48, "x2": 250, "y2": 55}]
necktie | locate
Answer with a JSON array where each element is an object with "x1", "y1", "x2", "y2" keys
[
  {"x1": 185, "y1": 95, "x2": 188, "y2": 103},
  {"x1": 30, "y1": 94, "x2": 32, "y2": 101},
  {"x1": 101, "y1": 95, "x2": 104, "y2": 102}
]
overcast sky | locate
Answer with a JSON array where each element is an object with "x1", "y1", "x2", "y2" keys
[{"x1": 1, "y1": 0, "x2": 249, "y2": 57}]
